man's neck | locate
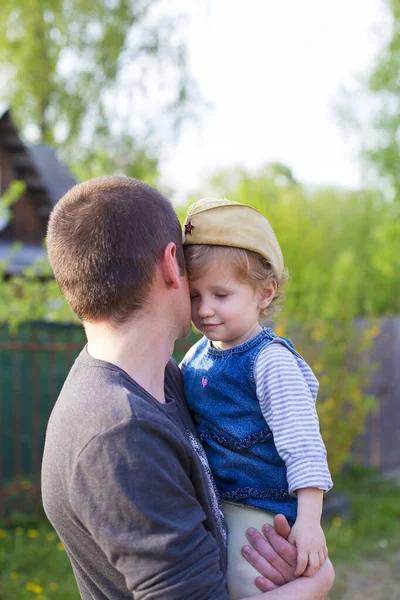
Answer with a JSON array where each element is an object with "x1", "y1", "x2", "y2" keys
[{"x1": 84, "y1": 313, "x2": 175, "y2": 403}]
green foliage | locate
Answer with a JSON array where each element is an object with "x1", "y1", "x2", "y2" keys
[
  {"x1": 0, "y1": 180, "x2": 26, "y2": 224},
  {"x1": 0, "y1": 480, "x2": 43, "y2": 526},
  {"x1": 70, "y1": 134, "x2": 159, "y2": 185},
  {"x1": 0, "y1": 0, "x2": 196, "y2": 181},
  {"x1": 280, "y1": 319, "x2": 378, "y2": 474},
  {"x1": 357, "y1": 0, "x2": 400, "y2": 206},
  {"x1": 0, "y1": 252, "x2": 77, "y2": 331},
  {"x1": 0, "y1": 181, "x2": 26, "y2": 245}
]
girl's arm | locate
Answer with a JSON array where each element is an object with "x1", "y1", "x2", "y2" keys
[
  {"x1": 289, "y1": 488, "x2": 327, "y2": 576},
  {"x1": 254, "y1": 343, "x2": 333, "y2": 500}
]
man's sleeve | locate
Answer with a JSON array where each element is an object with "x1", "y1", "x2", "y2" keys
[{"x1": 69, "y1": 416, "x2": 229, "y2": 600}]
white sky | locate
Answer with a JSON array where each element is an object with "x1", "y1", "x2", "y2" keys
[{"x1": 159, "y1": 0, "x2": 386, "y2": 200}]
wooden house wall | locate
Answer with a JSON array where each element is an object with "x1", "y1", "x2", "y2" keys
[{"x1": 0, "y1": 147, "x2": 46, "y2": 243}]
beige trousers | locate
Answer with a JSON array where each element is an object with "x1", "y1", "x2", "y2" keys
[{"x1": 222, "y1": 501, "x2": 275, "y2": 600}]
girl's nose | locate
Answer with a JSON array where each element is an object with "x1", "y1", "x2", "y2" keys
[{"x1": 198, "y1": 298, "x2": 214, "y2": 318}]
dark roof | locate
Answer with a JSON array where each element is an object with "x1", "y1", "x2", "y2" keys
[
  {"x1": 0, "y1": 108, "x2": 76, "y2": 275},
  {"x1": 28, "y1": 145, "x2": 76, "y2": 206},
  {"x1": 0, "y1": 108, "x2": 76, "y2": 206}
]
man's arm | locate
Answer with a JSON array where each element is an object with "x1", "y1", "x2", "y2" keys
[
  {"x1": 245, "y1": 560, "x2": 335, "y2": 600},
  {"x1": 70, "y1": 417, "x2": 230, "y2": 600}
]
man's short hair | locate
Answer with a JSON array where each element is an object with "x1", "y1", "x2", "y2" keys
[{"x1": 47, "y1": 176, "x2": 185, "y2": 323}]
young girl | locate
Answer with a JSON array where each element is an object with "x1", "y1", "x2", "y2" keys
[{"x1": 180, "y1": 198, "x2": 333, "y2": 600}]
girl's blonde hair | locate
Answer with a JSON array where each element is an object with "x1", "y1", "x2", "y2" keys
[{"x1": 184, "y1": 244, "x2": 289, "y2": 318}]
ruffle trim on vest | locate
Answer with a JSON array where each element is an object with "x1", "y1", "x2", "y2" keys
[
  {"x1": 198, "y1": 427, "x2": 273, "y2": 451},
  {"x1": 220, "y1": 487, "x2": 292, "y2": 502}
]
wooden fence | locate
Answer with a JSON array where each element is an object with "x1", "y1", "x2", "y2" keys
[{"x1": 353, "y1": 317, "x2": 400, "y2": 470}]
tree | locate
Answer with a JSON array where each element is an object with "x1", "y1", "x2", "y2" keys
[
  {"x1": 351, "y1": 0, "x2": 400, "y2": 206},
  {"x1": 0, "y1": 0, "x2": 197, "y2": 180}
]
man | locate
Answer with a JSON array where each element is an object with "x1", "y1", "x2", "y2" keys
[{"x1": 42, "y1": 176, "x2": 334, "y2": 599}]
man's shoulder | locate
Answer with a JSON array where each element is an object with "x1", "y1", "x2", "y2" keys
[
  {"x1": 48, "y1": 354, "x2": 188, "y2": 451},
  {"x1": 55, "y1": 353, "x2": 135, "y2": 425},
  {"x1": 43, "y1": 355, "x2": 191, "y2": 493},
  {"x1": 46, "y1": 354, "x2": 155, "y2": 457}
]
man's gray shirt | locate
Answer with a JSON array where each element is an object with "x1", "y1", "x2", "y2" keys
[{"x1": 41, "y1": 349, "x2": 228, "y2": 599}]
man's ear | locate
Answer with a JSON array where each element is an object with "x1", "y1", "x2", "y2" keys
[
  {"x1": 259, "y1": 279, "x2": 277, "y2": 309},
  {"x1": 161, "y1": 242, "x2": 181, "y2": 289}
]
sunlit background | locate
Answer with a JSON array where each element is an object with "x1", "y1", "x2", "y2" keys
[
  {"x1": 0, "y1": 1, "x2": 399, "y2": 599},
  {"x1": 162, "y1": 0, "x2": 383, "y2": 197}
]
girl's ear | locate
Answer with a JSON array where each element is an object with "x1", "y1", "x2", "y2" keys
[{"x1": 259, "y1": 279, "x2": 277, "y2": 309}]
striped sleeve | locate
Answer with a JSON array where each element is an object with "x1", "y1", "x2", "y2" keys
[{"x1": 254, "y1": 342, "x2": 333, "y2": 496}]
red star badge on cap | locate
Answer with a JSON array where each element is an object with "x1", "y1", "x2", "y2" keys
[{"x1": 185, "y1": 221, "x2": 195, "y2": 235}]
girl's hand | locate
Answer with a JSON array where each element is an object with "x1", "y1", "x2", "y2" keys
[{"x1": 287, "y1": 517, "x2": 328, "y2": 577}]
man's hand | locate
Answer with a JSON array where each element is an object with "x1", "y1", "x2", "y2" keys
[{"x1": 241, "y1": 514, "x2": 298, "y2": 593}]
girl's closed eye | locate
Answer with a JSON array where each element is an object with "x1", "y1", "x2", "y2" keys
[{"x1": 215, "y1": 293, "x2": 228, "y2": 299}]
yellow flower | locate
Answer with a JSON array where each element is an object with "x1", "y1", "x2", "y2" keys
[
  {"x1": 10, "y1": 571, "x2": 19, "y2": 580},
  {"x1": 25, "y1": 582, "x2": 44, "y2": 594},
  {"x1": 274, "y1": 323, "x2": 285, "y2": 337},
  {"x1": 57, "y1": 542, "x2": 65, "y2": 551},
  {"x1": 332, "y1": 516, "x2": 343, "y2": 528},
  {"x1": 15, "y1": 527, "x2": 24, "y2": 536},
  {"x1": 47, "y1": 532, "x2": 57, "y2": 541},
  {"x1": 21, "y1": 479, "x2": 32, "y2": 490},
  {"x1": 50, "y1": 582, "x2": 60, "y2": 590},
  {"x1": 27, "y1": 529, "x2": 39, "y2": 538},
  {"x1": 0, "y1": 529, "x2": 6, "y2": 538}
]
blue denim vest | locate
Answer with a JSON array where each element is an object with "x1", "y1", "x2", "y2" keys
[{"x1": 184, "y1": 328, "x2": 300, "y2": 522}]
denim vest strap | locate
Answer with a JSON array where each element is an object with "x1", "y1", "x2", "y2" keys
[{"x1": 184, "y1": 328, "x2": 299, "y2": 522}]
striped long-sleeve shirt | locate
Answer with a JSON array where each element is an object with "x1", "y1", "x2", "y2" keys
[{"x1": 254, "y1": 341, "x2": 333, "y2": 496}]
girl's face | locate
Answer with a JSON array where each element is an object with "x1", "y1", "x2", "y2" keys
[{"x1": 189, "y1": 261, "x2": 275, "y2": 350}]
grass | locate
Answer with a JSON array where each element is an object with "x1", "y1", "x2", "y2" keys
[
  {"x1": 0, "y1": 466, "x2": 399, "y2": 599},
  {"x1": 325, "y1": 466, "x2": 400, "y2": 564},
  {"x1": 324, "y1": 466, "x2": 400, "y2": 599},
  {"x1": 0, "y1": 522, "x2": 79, "y2": 599}
]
